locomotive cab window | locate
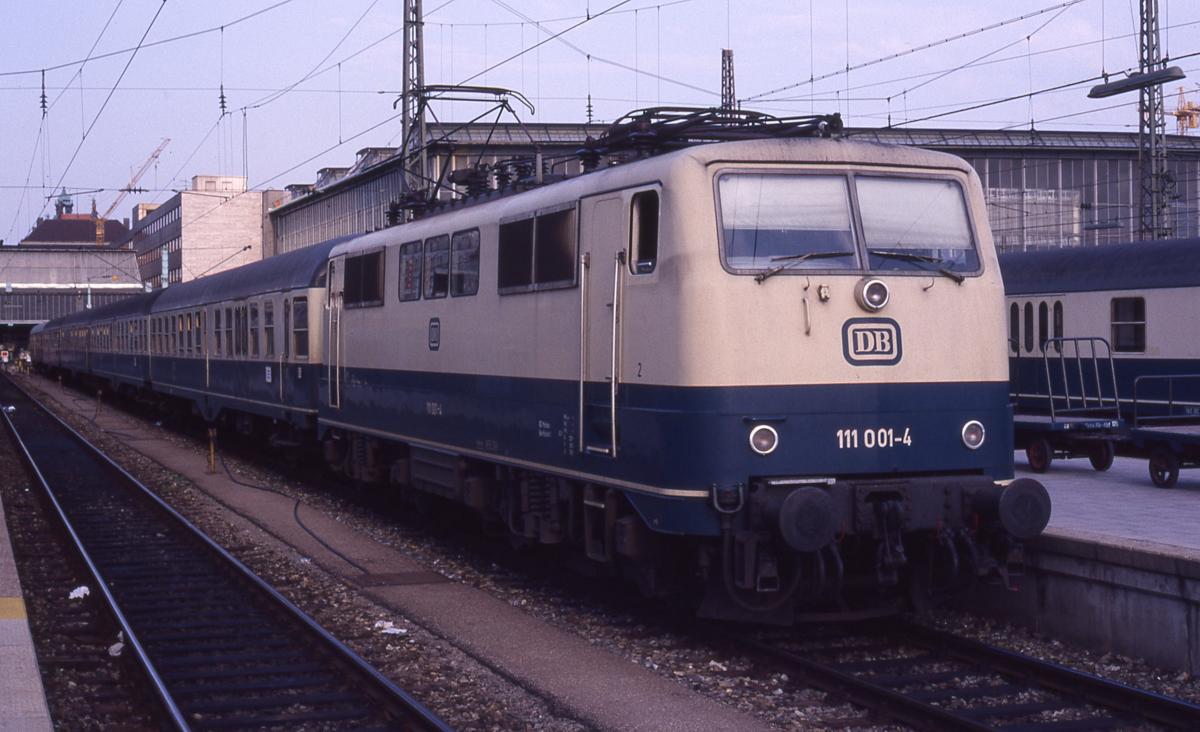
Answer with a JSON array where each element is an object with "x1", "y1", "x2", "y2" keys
[
  {"x1": 344, "y1": 249, "x2": 385, "y2": 308},
  {"x1": 718, "y1": 173, "x2": 856, "y2": 272},
  {"x1": 1111, "y1": 297, "x2": 1145, "y2": 352},
  {"x1": 629, "y1": 190, "x2": 660, "y2": 275}
]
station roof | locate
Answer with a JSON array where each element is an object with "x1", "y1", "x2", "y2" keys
[
  {"x1": 0, "y1": 246, "x2": 142, "y2": 289},
  {"x1": 999, "y1": 238, "x2": 1200, "y2": 294},
  {"x1": 21, "y1": 215, "x2": 129, "y2": 245}
]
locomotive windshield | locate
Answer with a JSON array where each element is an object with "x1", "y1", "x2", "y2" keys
[
  {"x1": 717, "y1": 172, "x2": 978, "y2": 275},
  {"x1": 718, "y1": 174, "x2": 858, "y2": 271}
]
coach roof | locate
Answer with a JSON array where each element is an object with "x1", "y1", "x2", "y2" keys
[
  {"x1": 999, "y1": 238, "x2": 1200, "y2": 295},
  {"x1": 150, "y1": 236, "x2": 348, "y2": 313}
]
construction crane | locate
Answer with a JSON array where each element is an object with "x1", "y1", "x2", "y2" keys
[
  {"x1": 1175, "y1": 86, "x2": 1200, "y2": 135},
  {"x1": 95, "y1": 138, "x2": 170, "y2": 245}
]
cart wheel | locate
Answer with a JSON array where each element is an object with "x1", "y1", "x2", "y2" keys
[
  {"x1": 1148, "y1": 448, "x2": 1180, "y2": 489},
  {"x1": 1026, "y1": 438, "x2": 1053, "y2": 473},
  {"x1": 1088, "y1": 441, "x2": 1115, "y2": 472}
]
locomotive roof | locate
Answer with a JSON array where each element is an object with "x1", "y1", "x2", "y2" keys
[
  {"x1": 999, "y1": 238, "x2": 1200, "y2": 295},
  {"x1": 150, "y1": 235, "x2": 349, "y2": 313},
  {"x1": 332, "y1": 137, "x2": 973, "y2": 258}
]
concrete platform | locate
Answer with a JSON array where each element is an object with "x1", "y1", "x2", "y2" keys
[
  {"x1": 0, "y1": 491, "x2": 53, "y2": 731},
  {"x1": 955, "y1": 453, "x2": 1200, "y2": 675}
]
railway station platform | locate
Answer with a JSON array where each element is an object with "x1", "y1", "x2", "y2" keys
[{"x1": 0, "y1": 494, "x2": 53, "y2": 731}]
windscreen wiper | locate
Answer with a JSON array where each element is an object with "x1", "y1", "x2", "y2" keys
[
  {"x1": 754, "y1": 250, "x2": 853, "y2": 284},
  {"x1": 867, "y1": 248, "x2": 964, "y2": 284}
]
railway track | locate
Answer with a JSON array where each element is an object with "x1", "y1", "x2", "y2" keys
[
  {"x1": 0, "y1": 375, "x2": 451, "y2": 731},
  {"x1": 737, "y1": 620, "x2": 1200, "y2": 731}
]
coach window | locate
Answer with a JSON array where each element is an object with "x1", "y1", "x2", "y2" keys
[
  {"x1": 186, "y1": 314, "x2": 193, "y2": 354},
  {"x1": 1052, "y1": 301, "x2": 1063, "y2": 353},
  {"x1": 1009, "y1": 303, "x2": 1019, "y2": 354},
  {"x1": 292, "y1": 297, "x2": 309, "y2": 359},
  {"x1": 264, "y1": 301, "x2": 275, "y2": 357},
  {"x1": 1111, "y1": 297, "x2": 1146, "y2": 352},
  {"x1": 424, "y1": 235, "x2": 450, "y2": 299},
  {"x1": 398, "y1": 240, "x2": 423, "y2": 301},
  {"x1": 1038, "y1": 302, "x2": 1048, "y2": 352},
  {"x1": 451, "y1": 229, "x2": 480, "y2": 296},
  {"x1": 345, "y1": 249, "x2": 385, "y2": 308},
  {"x1": 214, "y1": 309, "x2": 222, "y2": 355},
  {"x1": 250, "y1": 303, "x2": 260, "y2": 357},
  {"x1": 283, "y1": 299, "x2": 291, "y2": 359},
  {"x1": 1023, "y1": 302, "x2": 1034, "y2": 353},
  {"x1": 629, "y1": 190, "x2": 660, "y2": 275},
  {"x1": 225, "y1": 307, "x2": 234, "y2": 355}
]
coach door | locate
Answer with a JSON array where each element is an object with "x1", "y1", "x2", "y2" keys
[
  {"x1": 579, "y1": 195, "x2": 625, "y2": 458},
  {"x1": 326, "y1": 258, "x2": 343, "y2": 408}
]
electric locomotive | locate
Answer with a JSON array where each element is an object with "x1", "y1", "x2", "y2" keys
[{"x1": 31, "y1": 109, "x2": 1050, "y2": 620}]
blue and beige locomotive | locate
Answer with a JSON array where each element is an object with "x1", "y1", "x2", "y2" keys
[{"x1": 31, "y1": 109, "x2": 1049, "y2": 619}]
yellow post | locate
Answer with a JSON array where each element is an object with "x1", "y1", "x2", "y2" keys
[{"x1": 208, "y1": 426, "x2": 217, "y2": 474}]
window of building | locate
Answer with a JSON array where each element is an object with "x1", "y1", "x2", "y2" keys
[
  {"x1": 292, "y1": 297, "x2": 309, "y2": 359},
  {"x1": 344, "y1": 249, "x2": 385, "y2": 308},
  {"x1": 451, "y1": 229, "x2": 480, "y2": 296},
  {"x1": 424, "y1": 235, "x2": 450, "y2": 299},
  {"x1": 398, "y1": 240, "x2": 422, "y2": 301},
  {"x1": 1111, "y1": 297, "x2": 1145, "y2": 352},
  {"x1": 1023, "y1": 302, "x2": 1034, "y2": 353},
  {"x1": 629, "y1": 190, "x2": 660, "y2": 274}
]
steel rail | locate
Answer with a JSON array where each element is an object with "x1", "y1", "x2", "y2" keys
[{"x1": 0, "y1": 375, "x2": 452, "y2": 731}]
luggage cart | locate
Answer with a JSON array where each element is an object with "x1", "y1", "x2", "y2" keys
[
  {"x1": 1126, "y1": 374, "x2": 1200, "y2": 488},
  {"x1": 1012, "y1": 337, "x2": 1125, "y2": 473}
]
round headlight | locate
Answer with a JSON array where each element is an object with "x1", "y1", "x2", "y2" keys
[
  {"x1": 962, "y1": 420, "x2": 985, "y2": 450},
  {"x1": 749, "y1": 424, "x2": 779, "y2": 455},
  {"x1": 855, "y1": 278, "x2": 890, "y2": 312}
]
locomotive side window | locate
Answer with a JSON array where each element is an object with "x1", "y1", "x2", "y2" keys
[
  {"x1": 292, "y1": 297, "x2": 309, "y2": 359},
  {"x1": 1009, "y1": 303, "x2": 1019, "y2": 354},
  {"x1": 345, "y1": 249, "x2": 385, "y2": 308},
  {"x1": 498, "y1": 218, "x2": 534, "y2": 290},
  {"x1": 1023, "y1": 302, "x2": 1034, "y2": 353},
  {"x1": 534, "y1": 208, "x2": 576, "y2": 286},
  {"x1": 1111, "y1": 297, "x2": 1145, "y2": 352},
  {"x1": 498, "y1": 206, "x2": 577, "y2": 293},
  {"x1": 718, "y1": 174, "x2": 856, "y2": 272},
  {"x1": 397, "y1": 240, "x2": 423, "y2": 301},
  {"x1": 630, "y1": 190, "x2": 660, "y2": 275},
  {"x1": 1038, "y1": 302, "x2": 1048, "y2": 352},
  {"x1": 424, "y1": 235, "x2": 450, "y2": 299},
  {"x1": 451, "y1": 229, "x2": 480, "y2": 296}
]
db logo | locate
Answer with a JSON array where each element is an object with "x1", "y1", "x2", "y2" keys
[{"x1": 843, "y1": 318, "x2": 902, "y2": 366}]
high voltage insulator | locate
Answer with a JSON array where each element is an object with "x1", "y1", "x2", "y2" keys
[{"x1": 40, "y1": 69, "x2": 47, "y2": 118}]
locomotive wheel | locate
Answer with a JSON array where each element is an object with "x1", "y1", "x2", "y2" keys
[
  {"x1": 1088, "y1": 441, "x2": 1115, "y2": 472},
  {"x1": 1025, "y1": 438, "x2": 1053, "y2": 473},
  {"x1": 1148, "y1": 448, "x2": 1180, "y2": 489}
]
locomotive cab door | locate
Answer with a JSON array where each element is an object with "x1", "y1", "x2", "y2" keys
[
  {"x1": 579, "y1": 195, "x2": 625, "y2": 457},
  {"x1": 326, "y1": 258, "x2": 344, "y2": 409}
]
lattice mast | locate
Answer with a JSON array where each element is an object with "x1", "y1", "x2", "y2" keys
[
  {"x1": 721, "y1": 49, "x2": 736, "y2": 110},
  {"x1": 1139, "y1": 0, "x2": 1172, "y2": 239},
  {"x1": 401, "y1": 0, "x2": 427, "y2": 196}
]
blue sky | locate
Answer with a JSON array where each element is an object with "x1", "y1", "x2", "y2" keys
[{"x1": 1, "y1": 0, "x2": 1197, "y2": 243}]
